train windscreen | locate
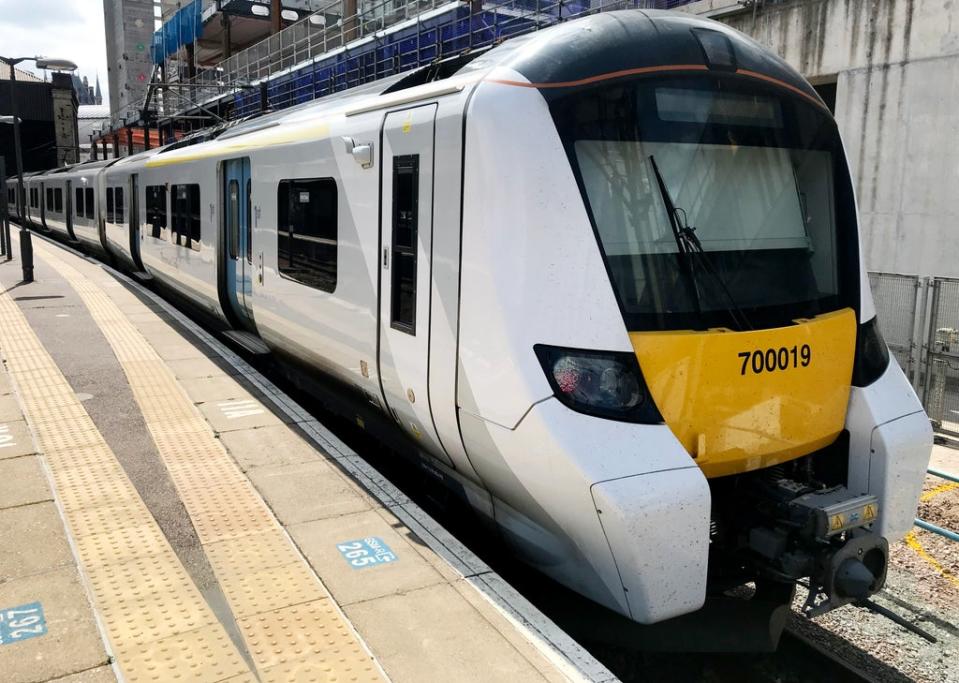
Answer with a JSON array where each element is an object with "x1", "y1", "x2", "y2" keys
[{"x1": 551, "y1": 74, "x2": 858, "y2": 331}]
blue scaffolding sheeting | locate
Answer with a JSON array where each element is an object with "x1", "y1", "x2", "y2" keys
[
  {"x1": 229, "y1": 1, "x2": 592, "y2": 118},
  {"x1": 153, "y1": 1, "x2": 205, "y2": 64}
]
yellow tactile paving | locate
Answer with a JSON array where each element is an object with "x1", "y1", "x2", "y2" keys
[
  {"x1": 36, "y1": 243, "x2": 386, "y2": 683},
  {"x1": 0, "y1": 283, "x2": 252, "y2": 681}
]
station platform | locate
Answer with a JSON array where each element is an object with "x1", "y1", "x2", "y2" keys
[{"x1": 0, "y1": 233, "x2": 613, "y2": 683}]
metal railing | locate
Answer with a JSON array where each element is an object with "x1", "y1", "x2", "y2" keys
[{"x1": 155, "y1": 0, "x2": 698, "y2": 119}]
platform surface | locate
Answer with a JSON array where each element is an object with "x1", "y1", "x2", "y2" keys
[{"x1": 0, "y1": 233, "x2": 611, "y2": 683}]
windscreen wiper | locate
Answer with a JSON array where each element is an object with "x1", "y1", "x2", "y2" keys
[
  {"x1": 648, "y1": 155, "x2": 702, "y2": 317},
  {"x1": 648, "y1": 155, "x2": 752, "y2": 330}
]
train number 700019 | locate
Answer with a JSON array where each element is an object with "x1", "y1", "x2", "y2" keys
[{"x1": 738, "y1": 345, "x2": 811, "y2": 376}]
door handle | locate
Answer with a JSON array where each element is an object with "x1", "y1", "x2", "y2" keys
[{"x1": 383, "y1": 247, "x2": 389, "y2": 269}]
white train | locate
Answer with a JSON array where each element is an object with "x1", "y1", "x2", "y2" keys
[{"x1": 8, "y1": 10, "x2": 932, "y2": 647}]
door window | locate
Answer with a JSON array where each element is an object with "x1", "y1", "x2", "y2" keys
[
  {"x1": 228, "y1": 180, "x2": 239, "y2": 260},
  {"x1": 276, "y1": 178, "x2": 337, "y2": 292},
  {"x1": 390, "y1": 155, "x2": 419, "y2": 334},
  {"x1": 146, "y1": 185, "x2": 167, "y2": 239},
  {"x1": 75, "y1": 188, "x2": 84, "y2": 218},
  {"x1": 85, "y1": 188, "x2": 94, "y2": 219},
  {"x1": 170, "y1": 184, "x2": 201, "y2": 251},
  {"x1": 246, "y1": 179, "x2": 253, "y2": 264}
]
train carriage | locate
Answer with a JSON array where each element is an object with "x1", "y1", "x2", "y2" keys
[{"x1": 6, "y1": 9, "x2": 933, "y2": 644}]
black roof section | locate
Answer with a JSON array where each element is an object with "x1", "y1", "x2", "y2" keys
[{"x1": 484, "y1": 10, "x2": 824, "y2": 110}]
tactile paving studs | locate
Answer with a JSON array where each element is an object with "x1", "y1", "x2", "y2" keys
[
  {"x1": 0, "y1": 281, "x2": 255, "y2": 680},
  {"x1": 239, "y1": 600, "x2": 378, "y2": 675},
  {"x1": 217, "y1": 563, "x2": 328, "y2": 618},
  {"x1": 116, "y1": 624, "x2": 250, "y2": 683},
  {"x1": 37, "y1": 245, "x2": 385, "y2": 683},
  {"x1": 205, "y1": 531, "x2": 303, "y2": 578}
]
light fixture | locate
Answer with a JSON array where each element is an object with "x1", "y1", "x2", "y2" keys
[{"x1": 35, "y1": 58, "x2": 78, "y2": 71}]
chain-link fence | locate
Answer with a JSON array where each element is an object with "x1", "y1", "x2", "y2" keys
[
  {"x1": 869, "y1": 272, "x2": 959, "y2": 437},
  {"x1": 868, "y1": 272, "x2": 920, "y2": 383}
]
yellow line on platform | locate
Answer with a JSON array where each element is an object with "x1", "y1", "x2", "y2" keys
[
  {"x1": 35, "y1": 243, "x2": 385, "y2": 683},
  {"x1": 0, "y1": 270, "x2": 252, "y2": 681}
]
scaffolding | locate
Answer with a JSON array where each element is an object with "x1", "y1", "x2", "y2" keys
[{"x1": 146, "y1": 0, "x2": 699, "y2": 136}]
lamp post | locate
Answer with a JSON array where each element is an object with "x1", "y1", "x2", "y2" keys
[{"x1": 1, "y1": 56, "x2": 78, "y2": 282}]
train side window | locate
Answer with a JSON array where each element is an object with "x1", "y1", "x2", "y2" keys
[
  {"x1": 276, "y1": 177, "x2": 337, "y2": 293},
  {"x1": 106, "y1": 187, "x2": 114, "y2": 223},
  {"x1": 75, "y1": 187, "x2": 84, "y2": 218},
  {"x1": 171, "y1": 184, "x2": 201, "y2": 252},
  {"x1": 46, "y1": 188, "x2": 53, "y2": 212},
  {"x1": 146, "y1": 185, "x2": 167, "y2": 239},
  {"x1": 85, "y1": 188, "x2": 94, "y2": 219},
  {"x1": 115, "y1": 187, "x2": 124, "y2": 224},
  {"x1": 54, "y1": 188, "x2": 63, "y2": 213},
  {"x1": 390, "y1": 155, "x2": 419, "y2": 334}
]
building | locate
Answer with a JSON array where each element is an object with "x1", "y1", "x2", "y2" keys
[
  {"x1": 78, "y1": 105, "x2": 112, "y2": 161},
  {"x1": 103, "y1": 0, "x2": 179, "y2": 126},
  {"x1": 0, "y1": 64, "x2": 79, "y2": 174},
  {"x1": 72, "y1": 74, "x2": 104, "y2": 106}
]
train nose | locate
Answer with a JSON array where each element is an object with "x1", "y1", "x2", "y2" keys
[{"x1": 590, "y1": 466, "x2": 711, "y2": 623}]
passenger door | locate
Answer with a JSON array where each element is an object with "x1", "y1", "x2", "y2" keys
[
  {"x1": 378, "y1": 105, "x2": 451, "y2": 466},
  {"x1": 221, "y1": 158, "x2": 255, "y2": 329},
  {"x1": 65, "y1": 180, "x2": 75, "y2": 240},
  {"x1": 129, "y1": 174, "x2": 144, "y2": 270},
  {"x1": 39, "y1": 182, "x2": 46, "y2": 229}
]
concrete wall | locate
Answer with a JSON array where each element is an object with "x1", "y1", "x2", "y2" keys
[
  {"x1": 685, "y1": 0, "x2": 959, "y2": 278},
  {"x1": 103, "y1": 0, "x2": 156, "y2": 126}
]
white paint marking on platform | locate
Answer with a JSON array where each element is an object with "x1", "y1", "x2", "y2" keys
[
  {"x1": 0, "y1": 425, "x2": 15, "y2": 449},
  {"x1": 217, "y1": 399, "x2": 264, "y2": 419}
]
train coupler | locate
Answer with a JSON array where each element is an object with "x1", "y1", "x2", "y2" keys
[{"x1": 741, "y1": 478, "x2": 888, "y2": 617}]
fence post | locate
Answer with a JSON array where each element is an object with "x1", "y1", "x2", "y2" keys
[{"x1": 922, "y1": 278, "x2": 942, "y2": 410}]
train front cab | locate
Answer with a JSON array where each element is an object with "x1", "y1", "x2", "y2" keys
[{"x1": 456, "y1": 12, "x2": 933, "y2": 634}]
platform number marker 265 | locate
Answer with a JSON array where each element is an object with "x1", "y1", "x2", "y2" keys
[
  {"x1": 336, "y1": 537, "x2": 397, "y2": 569},
  {"x1": 0, "y1": 602, "x2": 47, "y2": 645},
  {"x1": 738, "y1": 345, "x2": 811, "y2": 376}
]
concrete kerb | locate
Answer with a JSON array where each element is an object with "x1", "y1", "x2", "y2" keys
[{"x1": 29, "y1": 231, "x2": 618, "y2": 683}]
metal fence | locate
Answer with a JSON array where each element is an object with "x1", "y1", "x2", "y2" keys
[{"x1": 869, "y1": 272, "x2": 959, "y2": 436}]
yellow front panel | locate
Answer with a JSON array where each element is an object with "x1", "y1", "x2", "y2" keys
[{"x1": 630, "y1": 308, "x2": 856, "y2": 478}]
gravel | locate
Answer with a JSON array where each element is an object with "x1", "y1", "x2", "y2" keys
[{"x1": 790, "y1": 447, "x2": 959, "y2": 682}]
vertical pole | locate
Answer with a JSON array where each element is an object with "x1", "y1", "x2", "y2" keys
[
  {"x1": 222, "y1": 12, "x2": 233, "y2": 59},
  {"x1": 112, "y1": 132, "x2": 120, "y2": 159},
  {"x1": 126, "y1": 127, "x2": 134, "y2": 156},
  {"x1": 922, "y1": 279, "x2": 941, "y2": 408},
  {"x1": 271, "y1": 0, "x2": 283, "y2": 34},
  {"x1": 102, "y1": 137, "x2": 109, "y2": 160},
  {"x1": 5, "y1": 59, "x2": 32, "y2": 281},
  {"x1": 0, "y1": 157, "x2": 8, "y2": 258},
  {"x1": 144, "y1": 117, "x2": 152, "y2": 151},
  {"x1": 91, "y1": 134, "x2": 98, "y2": 160}
]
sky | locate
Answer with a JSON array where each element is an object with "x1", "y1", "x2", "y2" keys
[{"x1": 0, "y1": 0, "x2": 111, "y2": 102}]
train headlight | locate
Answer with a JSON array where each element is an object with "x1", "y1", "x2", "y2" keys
[
  {"x1": 852, "y1": 317, "x2": 890, "y2": 387},
  {"x1": 534, "y1": 345, "x2": 663, "y2": 423}
]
